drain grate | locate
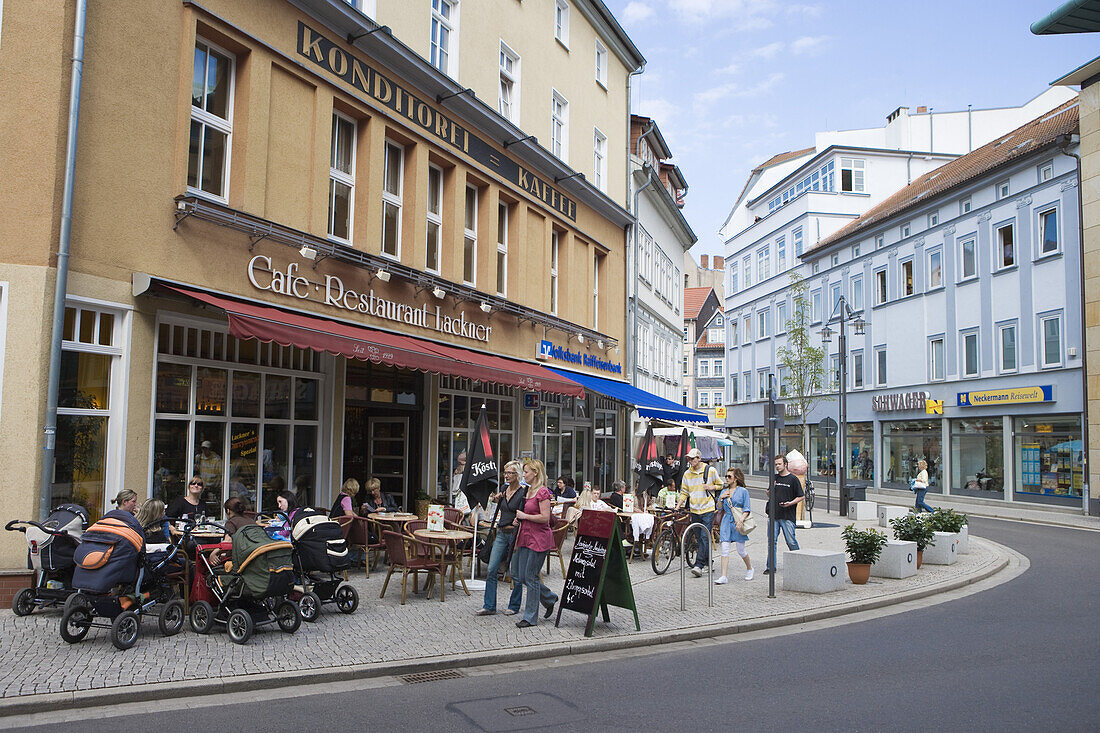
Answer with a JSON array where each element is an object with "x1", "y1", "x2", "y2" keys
[
  {"x1": 504, "y1": 706, "x2": 536, "y2": 717},
  {"x1": 399, "y1": 669, "x2": 465, "y2": 684}
]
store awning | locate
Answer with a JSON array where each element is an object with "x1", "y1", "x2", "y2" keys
[
  {"x1": 160, "y1": 284, "x2": 584, "y2": 397},
  {"x1": 547, "y1": 368, "x2": 708, "y2": 423}
]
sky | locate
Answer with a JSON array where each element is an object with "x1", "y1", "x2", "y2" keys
[{"x1": 603, "y1": 0, "x2": 1099, "y2": 260}]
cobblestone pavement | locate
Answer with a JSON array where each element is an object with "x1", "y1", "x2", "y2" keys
[{"x1": 0, "y1": 501, "x2": 1007, "y2": 700}]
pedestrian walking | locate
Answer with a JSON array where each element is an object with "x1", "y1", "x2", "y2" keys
[
  {"x1": 765, "y1": 455, "x2": 804, "y2": 574},
  {"x1": 913, "y1": 459, "x2": 934, "y2": 513},
  {"x1": 476, "y1": 460, "x2": 526, "y2": 616},
  {"x1": 716, "y1": 467, "x2": 753, "y2": 583},
  {"x1": 508, "y1": 458, "x2": 557, "y2": 628},
  {"x1": 677, "y1": 448, "x2": 721, "y2": 577}
]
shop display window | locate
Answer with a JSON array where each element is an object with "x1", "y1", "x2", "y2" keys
[
  {"x1": 1014, "y1": 415, "x2": 1082, "y2": 499},
  {"x1": 950, "y1": 419, "x2": 1004, "y2": 497}
]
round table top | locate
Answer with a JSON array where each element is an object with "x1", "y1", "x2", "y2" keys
[
  {"x1": 413, "y1": 528, "x2": 473, "y2": 541},
  {"x1": 168, "y1": 525, "x2": 225, "y2": 539},
  {"x1": 369, "y1": 512, "x2": 418, "y2": 522}
]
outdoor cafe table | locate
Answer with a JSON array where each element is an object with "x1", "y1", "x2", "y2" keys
[
  {"x1": 368, "y1": 512, "x2": 418, "y2": 525},
  {"x1": 413, "y1": 528, "x2": 473, "y2": 597}
]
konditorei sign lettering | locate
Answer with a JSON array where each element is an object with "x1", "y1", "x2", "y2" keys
[
  {"x1": 298, "y1": 22, "x2": 578, "y2": 222},
  {"x1": 957, "y1": 385, "x2": 1053, "y2": 407},
  {"x1": 537, "y1": 339, "x2": 622, "y2": 375},
  {"x1": 872, "y1": 390, "x2": 930, "y2": 412},
  {"x1": 247, "y1": 255, "x2": 491, "y2": 343}
]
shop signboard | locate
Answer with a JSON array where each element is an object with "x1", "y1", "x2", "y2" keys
[
  {"x1": 872, "y1": 391, "x2": 930, "y2": 411},
  {"x1": 957, "y1": 385, "x2": 1053, "y2": 407},
  {"x1": 715, "y1": 406, "x2": 726, "y2": 420},
  {"x1": 536, "y1": 340, "x2": 622, "y2": 375},
  {"x1": 523, "y1": 392, "x2": 540, "y2": 410},
  {"x1": 556, "y1": 509, "x2": 639, "y2": 637}
]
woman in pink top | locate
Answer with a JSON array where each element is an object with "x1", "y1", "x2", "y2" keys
[{"x1": 510, "y1": 457, "x2": 558, "y2": 628}]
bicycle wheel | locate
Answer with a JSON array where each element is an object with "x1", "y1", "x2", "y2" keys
[
  {"x1": 684, "y1": 529, "x2": 700, "y2": 569},
  {"x1": 650, "y1": 529, "x2": 675, "y2": 575}
]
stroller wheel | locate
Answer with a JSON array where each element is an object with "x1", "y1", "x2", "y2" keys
[
  {"x1": 189, "y1": 601, "x2": 215, "y2": 635},
  {"x1": 276, "y1": 600, "x2": 302, "y2": 633},
  {"x1": 158, "y1": 599, "x2": 186, "y2": 637},
  {"x1": 11, "y1": 588, "x2": 36, "y2": 616},
  {"x1": 227, "y1": 609, "x2": 253, "y2": 644},
  {"x1": 60, "y1": 604, "x2": 92, "y2": 644},
  {"x1": 334, "y1": 584, "x2": 359, "y2": 614},
  {"x1": 110, "y1": 610, "x2": 140, "y2": 651},
  {"x1": 63, "y1": 592, "x2": 88, "y2": 617},
  {"x1": 299, "y1": 591, "x2": 321, "y2": 622}
]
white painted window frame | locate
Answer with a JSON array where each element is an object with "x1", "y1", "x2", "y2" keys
[
  {"x1": 425, "y1": 163, "x2": 444, "y2": 273},
  {"x1": 381, "y1": 140, "x2": 404, "y2": 260},
  {"x1": 188, "y1": 37, "x2": 236, "y2": 203},
  {"x1": 328, "y1": 111, "x2": 357, "y2": 244}
]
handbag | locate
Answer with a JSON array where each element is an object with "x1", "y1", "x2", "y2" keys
[
  {"x1": 476, "y1": 499, "x2": 502, "y2": 565},
  {"x1": 729, "y1": 503, "x2": 756, "y2": 535}
]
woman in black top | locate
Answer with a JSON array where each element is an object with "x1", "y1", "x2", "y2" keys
[
  {"x1": 361, "y1": 477, "x2": 397, "y2": 514},
  {"x1": 167, "y1": 476, "x2": 207, "y2": 521},
  {"x1": 475, "y1": 460, "x2": 527, "y2": 616}
]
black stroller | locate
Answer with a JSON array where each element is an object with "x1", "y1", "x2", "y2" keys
[
  {"x1": 5, "y1": 504, "x2": 89, "y2": 615},
  {"x1": 59, "y1": 510, "x2": 188, "y2": 650},
  {"x1": 287, "y1": 509, "x2": 358, "y2": 621}
]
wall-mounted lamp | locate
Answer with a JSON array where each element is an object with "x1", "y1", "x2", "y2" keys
[
  {"x1": 375, "y1": 269, "x2": 391, "y2": 283},
  {"x1": 480, "y1": 302, "x2": 492, "y2": 313},
  {"x1": 299, "y1": 245, "x2": 318, "y2": 261},
  {"x1": 432, "y1": 287, "x2": 446, "y2": 300},
  {"x1": 577, "y1": 333, "x2": 585, "y2": 344},
  {"x1": 597, "y1": 340, "x2": 605, "y2": 350}
]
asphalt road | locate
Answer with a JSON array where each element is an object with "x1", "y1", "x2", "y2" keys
[{"x1": 9, "y1": 518, "x2": 1098, "y2": 732}]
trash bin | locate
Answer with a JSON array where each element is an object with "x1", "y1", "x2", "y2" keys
[{"x1": 849, "y1": 483, "x2": 868, "y2": 502}]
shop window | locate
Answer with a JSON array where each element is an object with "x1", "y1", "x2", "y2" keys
[
  {"x1": 1015, "y1": 415, "x2": 1082, "y2": 500},
  {"x1": 882, "y1": 420, "x2": 942, "y2": 491},
  {"x1": 328, "y1": 112, "x2": 356, "y2": 243},
  {"x1": 188, "y1": 38, "x2": 235, "y2": 200},
  {"x1": 439, "y1": 378, "x2": 516, "y2": 500},
  {"x1": 951, "y1": 419, "x2": 1004, "y2": 498},
  {"x1": 381, "y1": 141, "x2": 404, "y2": 258}
]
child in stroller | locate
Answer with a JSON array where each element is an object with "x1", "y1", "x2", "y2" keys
[
  {"x1": 286, "y1": 509, "x2": 359, "y2": 621},
  {"x1": 60, "y1": 509, "x2": 189, "y2": 650},
  {"x1": 5, "y1": 504, "x2": 89, "y2": 616},
  {"x1": 188, "y1": 523, "x2": 302, "y2": 644}
]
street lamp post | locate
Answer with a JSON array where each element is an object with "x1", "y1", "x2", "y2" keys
[{"x1": 820, "y1": 297, "x2": 865, "y2": 517}]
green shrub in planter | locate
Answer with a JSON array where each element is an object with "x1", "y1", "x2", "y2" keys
[
  {"x1": 890, "y1": 513, "x2": 937, "y2": 551},
  {"x1": 925, "y1": 508, "x2": 967, "y2": 533},
  {"x1": 841, "y1": 524, "x2": 888, "y2": 565}
]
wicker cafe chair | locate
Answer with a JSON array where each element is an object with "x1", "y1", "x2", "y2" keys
[
  {"x1": 335, "y1": 515, "x2": 370, "y2": 577},
  {"x1": 544, "y1": 518, "x2": 571, "y2": 578},
  {"x1": 442, "y1": 507, "x2": 465, "y2": 526},
  {"x1": 380, "y1": 531, "x2": 445, "y2": 604}
]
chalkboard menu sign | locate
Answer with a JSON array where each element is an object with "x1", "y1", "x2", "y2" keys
[{"x1": 556, "y1": 509, "x2": 640, "y2": 636}]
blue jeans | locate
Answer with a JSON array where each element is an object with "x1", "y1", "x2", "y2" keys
[
  {"x1": 691, "y1": 511, "x2": 714, "y2": 569},
  {"x1": 481, "y1": 529, "x2": 513, "y2": 612},
  {"x1": 915, "y1": 489, "x2": 935, "y2": 513},
  {"x1": 767, "y1": 518, "x2": 799, "y2": 570},
  {"x1": 510, "y1": 546, "x2": 557, "y2": 624}
]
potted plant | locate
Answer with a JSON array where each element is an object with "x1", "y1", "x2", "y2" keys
[
  {"x1": 889, "y1": 513, "x2": 936, "y2": 567},
  {"x1": 925, "y1": 508, "x2": 969, "y2": 554},
  {"x1": 841, "y1": 524, "x2": 888, "y2": 584},
  {"x1": 414, "y1": 489, "x2": 432, "y2": 519}
]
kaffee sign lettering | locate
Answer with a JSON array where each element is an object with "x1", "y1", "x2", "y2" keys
[{"x1": 247, "y1": 255, "x2": 491, "y2": 343}]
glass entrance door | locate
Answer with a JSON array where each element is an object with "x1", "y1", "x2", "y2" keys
[
  {"x1": 369, "y1": 417, "x2": 408, "y2": 510},
  {"x1": 572, "y1": 426, "x2": 589, "y2": 490}
]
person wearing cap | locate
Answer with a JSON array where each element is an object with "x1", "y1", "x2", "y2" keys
[
  {"x1": 195, "y1": 439, "x2": 223, "y2": 506},
  {"x1": 677, "y1": 448, "x2": 721, "y2": 577}
]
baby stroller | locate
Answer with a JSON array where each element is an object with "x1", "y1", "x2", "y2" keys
[
  {"x1": 5, "y1": 504, "x2": 89, "y2": 615},
  {"x1": 59, "y1": 510, "x2": 188, "y2": 650},
  {"x1": 288, "y1": 509, "x2": 358, "y2": 621},
  {"x1": 188, "y1": 524, "x2": 302, "y2": 644}
]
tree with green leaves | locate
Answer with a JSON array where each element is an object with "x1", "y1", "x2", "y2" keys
[{"x1": 776, "y1": 271, "x2": 830, "y2": 441}]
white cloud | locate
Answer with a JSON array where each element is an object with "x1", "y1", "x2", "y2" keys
[
  {"x1": 636, "y1": 97, "x2": 679, "y2": 127},
  {"x1": 623, "y1": 1, "x2": 655, "y2": 23},
  {"x1": 692, "y1": 73, "x2": 783, "y2": 113},
  {"x1": 790, "y1": 35, "x2": 829, "y2": 55},
  {"x1": 748, "y1": 41, "x2": 784, "y2": 59},
  {"x1": 664, "y1": 0, "x2": 820, "y2": 30},
  {"x1": 717, "y1": 62, "x2": 739, "y2": 75},
  {"x1": 693, "y1": 83, "x2": 737, "y2": 111}
]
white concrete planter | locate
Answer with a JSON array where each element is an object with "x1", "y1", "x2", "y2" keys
[
  {"x1": 782, "y1": 549, "x2": 846, "y2": 594},
  {"x1": 878, "y1": 505, "x2": 908, "y2": 528},
  {"x1": 870, "y1": 539, "x2": 917, "y2": 579},
  {"x1": 850, "y1": 500, "x2": 877, "y2": 521},
  {"x1": 956, "y1": 524, "x2": 969, "y2": 554},
  {"x1": 923, "y1": 531, "x2": 959, "y2": 565}
]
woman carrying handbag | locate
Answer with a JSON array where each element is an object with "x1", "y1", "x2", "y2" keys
[{"x1": 716, "y1": 467, "x2": 755, "y2": 584}]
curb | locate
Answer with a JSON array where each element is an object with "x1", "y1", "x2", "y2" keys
[{"x1": 0, "y1": 538, "x2": 1014, "y2": 718}]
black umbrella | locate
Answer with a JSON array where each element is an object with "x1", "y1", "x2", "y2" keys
[
  {"x1": 633, "y1": 423, "x2": 664, "y2": 497},
  {"x1": 458, "y1": 404, "x2": 499, "y2": 512}
]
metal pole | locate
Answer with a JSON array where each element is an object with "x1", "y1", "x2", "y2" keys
[
  {"x1": 767, "y1": 374, "x2": 776, "y2": 599},
  {"x1": 839, "y1": 306, "x2": 849, "y2": 517},
  {"x1": 680, "y1": 521, "x2": 714, "y2": 610},
  {"x1": 39, "y1": 0, "x2": 89, "y2": 521}
]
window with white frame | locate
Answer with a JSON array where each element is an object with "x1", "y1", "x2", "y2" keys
[
  {"x1": 425, "y1": 164, "x2": 443, "y2": 272},
  {"x1": 744, "y1": 371, "x2": 751, "y2": 400},
  {"x1": 875, "y1": 347, "x2": 887, "y2": 386},
  {"x1": 1040, "y1": 314, "x2": 1061, "y2": 367},
  {"x1": 930, "y1": 337, "x2": 945, "y2": 381},
  {"x1": 328, "y1": 112, "x2": 356, "y2": 243},
  {"x1": 551, "y1": 91, "x2": 568, "y2": 161},
  {"x1": 698, "y1": 359, "x2": 709, "y2": 377},
  {"x1": 959, "y1": 236, "x2": 976, "y2": 280},
  {"x1": 496, "y1": 201, "x2": 509, "y2": 295},
  {"x1": 430, "y1": 0, "x2": 456, "y2": 75},
  {"x1": 593, "y1": 128, "x2": 607, "y2": 192},
  {"x1": 812, "y1": 261, "x2": 819, "y2": 274},
  {"x1": 463, "y1": 185, "x2": 478, "y2": 284},
  {"x1": 776, "y1": 301, "x2": 787, "y2": 332},
  {"x1": 555, "y1": 0, "x2": 570, "y2": 45},
  {"x1": 595, "y1": 39, "x2": 607, "y2": 86},
  {"x1": 852, "y1": 351, "x2": 864, "y2": 388},
  {"x1": 929, "y1": 211, "x2": 939, "y2": 227},
  {"x1": 698, "y1": 391, "x2": 710, "y2": 409},
  {"x1": 714, "y1": 359, "x2": 723, "y2": 377},
  {"x1": 874, "y1": 269, "x2": 887, "y2": 305},
  {"x1": 928, "y1": 249, "x2": 942, "y2": 289},
  {"x1": 742, "y1": 256, "x2": 752, "y2": 288},
  {"x1": 793, "y1": 228, "x2": 804, "y2": 256},
  {"x1": 830, "y1": 282, "x2": 842, "y2": 312},
  {"x1": 997, "y1": 180, "x2": 1010, "y2": 199},
  {"x1": 900, "y1": 222, "x2": 911, "y2": 238},
  {"x1": 758, "y1": 309, "x2": 770, "y2": 338},
  {"x1": 811, "y1": 290, "x2": 821, "y2": 322},
  {"x1": 900, "y1": 259, "x2": 914, "y2": 296},
  {"x1": 758, "y1": 370, "x2": 770, "y2": 399},
  {"x1": 742, "y1": 316, "x2": 751, "y2": 344},
  {"x1": 831, "y1": 253, "x2": 839, "y2": 267},
  {"x1": 730, "y1": 376, "x2": 739, "y2": 402},
  {"x1": 776, "y1": 237, "x2": 786, "y2": 271},
  {"x1": 962, "y1": 331, "x2": 979, "y2": 377},
  {"x1": 960, "y1": 196, "x2": 972, "y2": 214},
  {"x1": 188, "y1": 38, "x2": 235, "y2": 200},
  {"x1": 875, "y1": 234, "x2": 884, "y2": 249},
  {"x1": 853, "y1": 243, "x2": 861, "y2": 257},
  {"x1": 840, "y1": 158, "x2": 865, "y2": 192},
  {"x1": 708, "y1": 327, "x2": 722, "y2": 343},
  {"x1": 999, "y1": 323, "x2": 1017, "y2": 372},
  {"x1": 996, "y1": 222, "x2": 1015, "y2": 269},
  {"x1": 550, "y1": 230, "x2": 559, "y2": 314},
  {"x1": 757, "y1": 247, "x2": 770, "y2": 281},
  {"x1": 729, "y1": 319, "x2": 738, "y2": 345},
  {"x1": 712, "y1": 390, "x2": 723, "y2": 407},
  {"x1": 1039, "y1": 161, "x2": 1054, "y2": 183},
  {"x1": 682, "y1": 356, "x2": 688, "y2": 376},
  {"x1": 1039, "y1": 208, "x2": 1059, "y2": 255},
  {"x1": 592, "y1": 253, "x2": 601, "y2": 328},
  {"x1": 498, "y1": 42, "x2": 519, "y2": 123},
  {"x1": 829, "y1": 355, "x2": 839, "y2": 389},
  {"x1": 381, "y1": 141, "x2": 403, "y2": 258},
  {"x1": 850, "y1": 275, "x2": 863, "y2": 311},
  {"x1": 729, "y1": 262, "x2": 738, "y2": 294}
]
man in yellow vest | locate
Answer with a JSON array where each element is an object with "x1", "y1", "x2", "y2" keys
[{"x1": 677, "y1": 448, "x2": 721, "y2": 577}]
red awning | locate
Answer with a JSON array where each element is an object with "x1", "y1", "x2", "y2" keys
[{"x1": 162, "y1": 284, "x2": 584, "y2": 397}]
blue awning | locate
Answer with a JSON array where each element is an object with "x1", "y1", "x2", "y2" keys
[{"x1": 547, "y1": 368, "x2": 709, "y2": 423}]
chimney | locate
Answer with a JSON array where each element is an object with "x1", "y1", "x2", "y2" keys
[
  {"x1": 700, "y1": 255, "x2": 708, "y2": 269},
  {"x1": 712, "y1": 256, "x2": 724, "y2": 269},
  {"x1": 916, "y1": 106, "x2": 928, "y2": 114}
]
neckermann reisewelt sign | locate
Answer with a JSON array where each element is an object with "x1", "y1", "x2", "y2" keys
[{"x1": 538, "y1": 340, "x2": 622, "y2": 375}]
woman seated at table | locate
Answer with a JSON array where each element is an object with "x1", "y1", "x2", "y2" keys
[
  {"x1": 566, "y1": 487, "x2": 612, "y2": 522},
  {"x1": 330, "y1": 478, "x2": 359, "y2": 518},
  {"x1": 265, "y1": 492, "x2": 300, "y2": 541},
  {"x1": 656, "y1": 479, "x2": 680, "y2": 510},
  {"x1": 167, "y1": 476, "x2": 207, "y2": 521},
  {"x1": 113, "y1": 489, "x2": 139, "y2": 515},
  {"x1": 553, "y1": 476, "x2": 578, "y2": 501},
  {"x1": 361, "y1": 478, "x2": 397, "y2": 514},
  {"x1": 223, "y1": 497, "x2": 253, "y2": 535},
  {"x1": 135, "y1": 499, "x2": 169, "y2": 543}
]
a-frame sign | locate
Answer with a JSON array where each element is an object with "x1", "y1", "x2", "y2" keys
[{"x1": 555, "y1": 509, "x2": 640, "y2": 637}]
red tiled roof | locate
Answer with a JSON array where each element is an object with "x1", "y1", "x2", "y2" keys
[
  {"x1": 683, "y1": 287, "x2": 712, "y2": 319},
  {"x1": 812, "y1": 100, "x2": 1079, "y2": 252},
  {"x1": 753, "y1": 147, "x2": 815, "y2": 173}
]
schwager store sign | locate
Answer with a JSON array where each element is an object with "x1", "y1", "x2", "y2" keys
[
  {"x1": 872, "y1": 390, "x2": 930, "y2": 412},
  {"x1": 537, "y1": 340, "x2": 622, "y2": 375}
]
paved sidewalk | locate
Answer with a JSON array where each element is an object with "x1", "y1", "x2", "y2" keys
[{"x1": 0, "y1": 500, "x2": 1010, "y2": 711}]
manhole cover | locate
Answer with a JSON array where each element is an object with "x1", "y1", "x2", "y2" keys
[
  {"x1": 448, "y1": 693, "x2": 583, "y2": 731},
  {"x1": 399, "y1": 669, "x2": 465, "y2": 684}
]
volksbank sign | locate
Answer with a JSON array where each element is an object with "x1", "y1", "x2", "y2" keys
[{"x1": 538, "y1": 340, "x2": 622, "y2": 375}]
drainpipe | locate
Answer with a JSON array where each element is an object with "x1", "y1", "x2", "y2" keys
[
  {"x1": 40, "y1": 0, "x2": 88, "y2": 521},
  {"x1": 1058, "y1": 133, "x2": 1090, "y2": 514}
]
